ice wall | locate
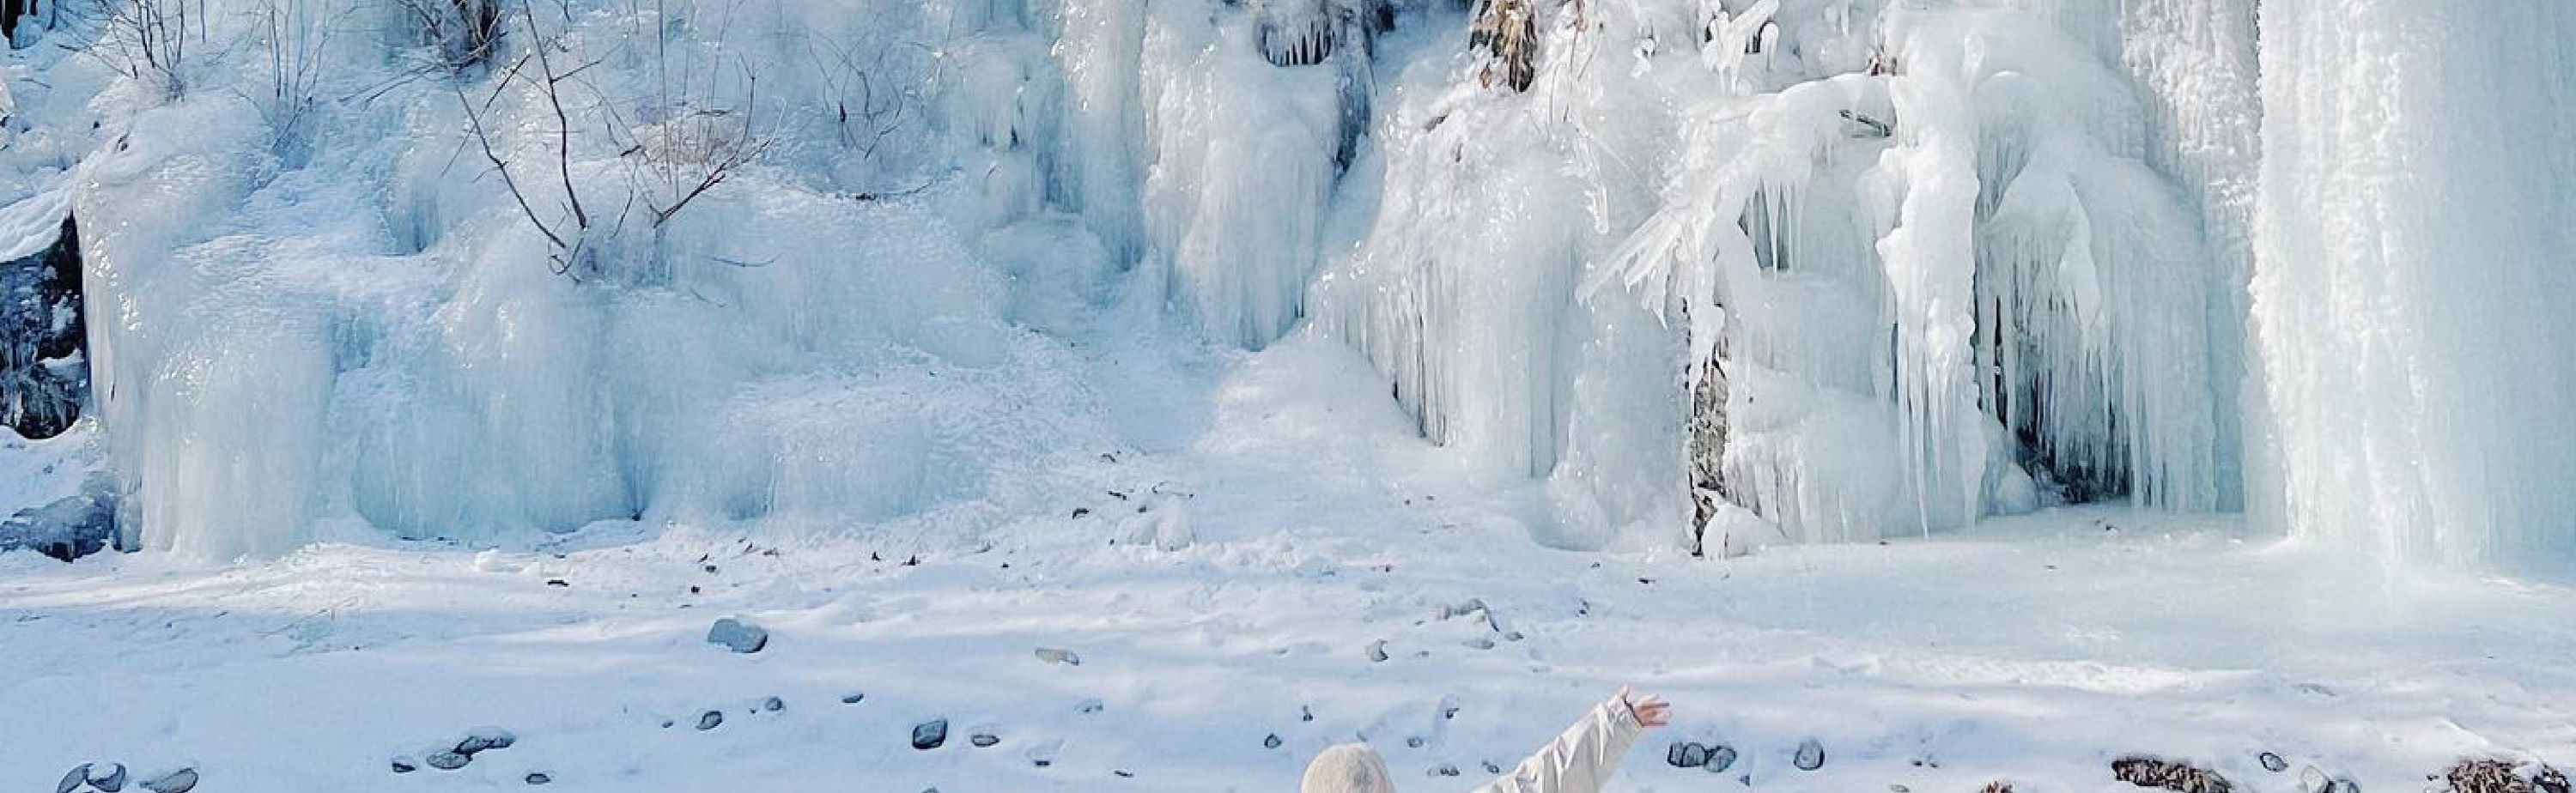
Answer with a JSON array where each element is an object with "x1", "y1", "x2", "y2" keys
[{"x1": 2254, "y1": 0, "x2": 2576, "y2": 566}]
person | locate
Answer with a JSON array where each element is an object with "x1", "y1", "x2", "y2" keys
[{"x1": 1301, "y1": 688, "x2": 1673, "y2": 793}]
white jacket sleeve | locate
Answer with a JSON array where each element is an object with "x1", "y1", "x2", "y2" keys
[{"x1": 1470, "y1": 693, "x2": 1648, "y2": 793}]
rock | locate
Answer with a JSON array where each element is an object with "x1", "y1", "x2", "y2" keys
[
  {"x1": 140, "y1": 768, "x2": 198, "y2": 793},
  {"x1": 2260, "y1": 753, "x2": 2289, "y2": 773},
  {"x1": 1036, "y1": 647, "x2": 1081, "y2": 666},
  {"x1": 1794, "y1": 738, "x2": 1826, "y2": 772},
  {"x1": 762, "y1": 696, "x2": 785, "y2": 712},
  {"x1": 2447, "y1": 759, "x2": 2533, "y2": 793},
  {"x1": 1984, "y1": 783, "x2": 2017, "y2": 793},
  {"x1": 58, "y1": 765, "x2": 88, "y2": 793},
  {"x1": 2301, "y1": 766, "x2": 2331, "y2": 793},
  {"x1": 1027, "y1": 739, "x2": 1064, "y2": 768},
  {"x1": 1076, "y1": 699, "x2": 1105, "y2": 715},
  {"x1": 707, "y1": 617, "x2": 769, "y2": 653},
  {"x1": 1406, "y1": 736, "x2": 1425, "y2": 748},
  {"x1": 913, "y1": 718, "x2": 950, "y2": 750},
  {"x1": 841, "y1": 693, "x2": 866, "y2": 705},
  {"x1": 87, "y1": 761, "x2": 127, "y2": 792},
  {"x1": 2113, "y1": 755, "x2": 2234, "y2": 793},
  {"x1": 525, "y1": 772, "x2": 551, "y2": 785},
  {"x1": 1668, "y1": 742, "x2": 1710, "y2": 768},
  {"x1": 3, "y1": 475, "x2": 118, "y2": 563},
  {"x1": 391, "y1": 756, "x2": 418, "y2": 774},
  {"x1": 457, "y1": 726, "x2": 517, "y2": 754},
  {"x1": 696, "y1": 711, "x2": 724, "y2": 730},
  {"x1": 2535, "y1": 766, "x2": 2571, "y2": 793},
  {"x1": 1485, "y1": 760, "x2": 1504, "y2": 775},
  {"x1": 1365, "y1": 639, "x2": 1389, "y2": 663},
  {"x1": 1301, "y1": 705, "x2": 1315, "y2": 722},
  {"x1": 969, "y1": 725, "x2": 1001, "y2": 748},
  {"x1": 1265, "y1": 734, "x2": 1284, "y2": 749},
  {"x1": 1431, "y1": 764, "x2": 1461, "y2": 777},
  {"x1": 1893, "y1": 785, "x2": 1911, "y2": 792},
  {"x1": 1706, "y1": 745, "x2": 1739, "y2": 774},
  {"x1": 427, "y1": 752, "x2": 471, "y2": 771}
]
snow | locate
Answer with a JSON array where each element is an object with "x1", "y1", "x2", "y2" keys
[
  {"x1": 6, "y1": 342, "x2": 2576, "y2": 790},
  {"x1": 3, "y1": 0, "x2": 2575, "y2": 785}
]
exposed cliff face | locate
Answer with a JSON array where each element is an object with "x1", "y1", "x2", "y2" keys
[{"x1": 0, "y1": 212, "x2": 83, "y2": 440}]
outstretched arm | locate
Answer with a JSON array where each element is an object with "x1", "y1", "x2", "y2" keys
[{"x1": 1473, "y1": 689, "x2": 1670, "y2": 793}]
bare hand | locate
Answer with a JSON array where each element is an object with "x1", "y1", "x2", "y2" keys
[{"x1": 1620, "y1": 688, "x2": 1673, "y2": 728}]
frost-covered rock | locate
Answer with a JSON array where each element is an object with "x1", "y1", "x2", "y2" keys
[
  {"x1": 425, "y1": 752, "x2": 470, "y2": 770},
  {"x1": 1794, "y1": 738, "x2": 1826, "y2": 771},
  {"x1": 696, "y1": 711, "x2": 723, "y2": 730},
  {"x1": 707, "y1": 618, "x2": 769, "y2": 653},
  {"x1": 138, "y1": 768, "x2": 197, "y2": 793},
  {"x1": 455, "y1": 727, "x2": 516, "y2": 754},
  {"x1": 89, "y1": 762, "x2": 127, "y2": 792},
  {"x1": 1, "y1": 469, "x2": 115, "y2": 562},
  {"x1": 912, "y1": 718, "x2": 949, "y2": 749},
  {"x1": 1034, "y1": 647, "x2": 1080, "y2": 665}
]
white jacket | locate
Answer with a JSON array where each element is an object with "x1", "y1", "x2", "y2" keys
[{"x1": 1301, "y1": 693, "x2": 1649, "y2": 793}]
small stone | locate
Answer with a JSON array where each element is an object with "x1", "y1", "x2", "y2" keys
[
  {"x1": 89, "y1": 763, "x2": 128, "y2": 792},
  {"x1": 914, "y1": 718, "x2": 950, "y2": 750},
  {"x1": 139, "y1": 768, "x2": 198, "y2": 793},
  {"x1": 1706, "y1": 745, "x2": 1741, "y2": 774},
  {"x1": 58, "y1": 765, "x2": 89, "y2": 793},
  {"x1": 1027, "y1": 739, "x2": 1065, "y2": 768},
  {"x1": 1366, "y1": 639, "x2": 1389, "y2": 663},
  {"x1": 707, "y1": 617, "x2": 769, "y2": 653},
  {"x1": 2114, "y1": 755, "x2": 2234, "y2": 793},
  {"x1": 696, "y1": 711, "x2": 724, "y2": 730},
  {"x1": 427, "y1": 752, "x2": 471, "y2": 770},
  {"x1": 1301, "y1": 705, "x2": 1315, "y2": 722},
  {"x1": 1984, "y1": 783, "x2": 2017, "y2": 793},
  {"x1": 391, "y1": 756, "x2": 418, "y2": 774},
  {"x1": 2260, "y1": 753, "x2": 2289, "y2": 773},
  {"x1": 2535, "y1": 766, "x2": 2572, "y2": 793},
  {"x1": 1265, "y1": 734, "x2": 1284, "y2": 749},
  {"x1": 457, "y1": 726, "x2": 517, "y2": 754},
  {"x1": 1485, "y1": 761, "x2": 1504, "y2": 775},
  {"x1": 1669, "y1": 742, "x2": 1710, "y2": 768},
  {"x1": 1036, "y1": 647, "x2": 1081, "y2": 665},
  {"x1": 841, "y1": 693, "x2": 866, "y2": 705},
  {"x1": 525, "y1": 772, "x2": 551, "y2": 784},
  {"x1": 1077, "y1": 699, "x2": 1105, "y2": 715},
  {"x1": 970, "y1": 727, "x2": 1002, "y2": 748},
  {"x1": 762, "y1": 696, "x2": 785, "y2": 712},
  {"x1": 1431, "y1": 764, "x2": 1461, "y2": 777},
  {"x1": 1406, "y1": 736, "x2": 1425, "y2": 748},
  {"x1": 1114, "y1": 769, "x2": 1135, "y2": 778},
  {"x1": 1794, "y1": 738, "x2": 1826, "y2": 771},
  {"x1": 1893, "y1": 785, "x2": 1912, "y2": 792}
]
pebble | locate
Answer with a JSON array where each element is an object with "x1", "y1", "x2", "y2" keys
[
  {"x1": 457, "y1": 727, "x2": 517, "y2": 755},
  {"x1": 914, "y1": 718, "x2": 950, "y2": 750},
  {"x1": 1077, "y1": 699, "x2": 1105, "y2": 715},
  {"x1": 841, "y1": 693, "x2": 866, "y2": 705},
  {"x1": 970, "y1": 728, "x2": 1001, "y2": 748},
  {"x1": 141, "y1": 768, "x2": 199, "y2": 793},
  {"x1": 427, "y1": 753, "x2": 471, "y2": 771},
  {"x1": 707, "y1": 617, "x2": 769, "y2": 653},
  {"x1": 89, "y1": 763, "x2": 127, "y2": 793},
  {"x1": 525, "y1": 772, "x2": 551, "y2": 785},
  {"x1": 762, "y1": 696, "x2": 785, "y2": 712},
  {"x1": 1794, "y1": 738, "x2": 1826, "y2": 772},
  {"x1": 1366, "y1": 639, "x2": 1389, "y2": 663},
  {"x1": 391, "y1": 756, "x2": 418, "y2": 773},
  {"x1": 1406, "y1": 736, "x2": 1425, "y2": 748},
  {"x1": 1431, "y1": 764, "x2": 1461, "y2": 778},
  {"x1": 696, "y1": 711, "x2": 724, "y2": 730},
  {"x1": 1669, "y1": 742, "x2": 1710, "y2": 768},
  {"x1": 2261, "y1": 753, "x2": 2289, "y2": 773},
  {"x1": 1485, "y1": 761, "x2": 1504, "y2": 775},
  {"x1": 1301, "y1": 705, "x2": 1315, "y2": 723},
  {"x1": 1706, "y1": 745, "x2": 1740, "y2": 774},
  {"x1": 57, "y1": 765, "x2": 88, "y2": 793},
  {"x1": 1265, "y1": 734, "x2": 1284, "y2": 749}
]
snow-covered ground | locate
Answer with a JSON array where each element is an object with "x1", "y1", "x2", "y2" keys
[{"x1": 9, "y1": 333, "x2": 2573, "y2": 792}]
